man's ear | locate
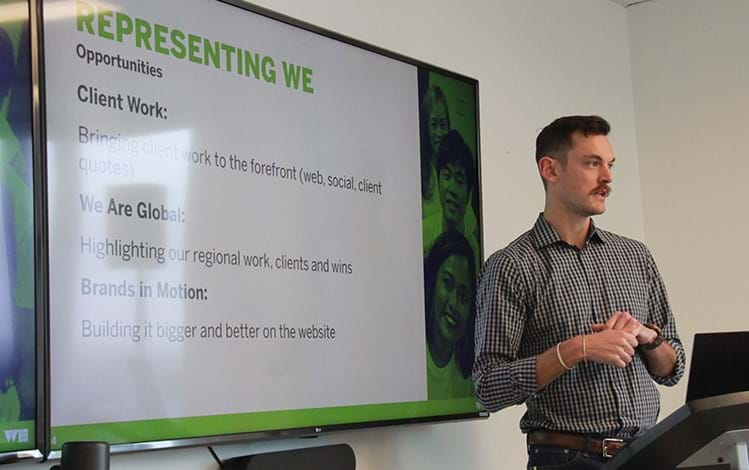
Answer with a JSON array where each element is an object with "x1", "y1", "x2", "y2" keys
[{"x1": 538, "y1": 156, "x2": 559, "y2": 185}]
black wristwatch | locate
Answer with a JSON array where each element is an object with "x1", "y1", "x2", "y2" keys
[{"x1": 641, "y1": 323, "x2": 664, "y2": 351}]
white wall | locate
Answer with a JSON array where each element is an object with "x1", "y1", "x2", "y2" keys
[
  {"x1": 16, "y1": 1, "x2": 648, "y2": 469},
  {"x1": 627, "y1": 0, "x2": 749, "y2": 419}
]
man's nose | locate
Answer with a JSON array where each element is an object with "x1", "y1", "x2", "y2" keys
[{"x1": 600, "y1": 165, "x2": 613, "y2": 183}]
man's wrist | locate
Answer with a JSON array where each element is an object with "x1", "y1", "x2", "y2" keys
[
  {"x1": 636, "y1": 327, "x2": 657, "y2": 345},
  {"x1": 559, "y1": 336, "x2": 585, "y2": 367},
  {"x1": 640, "y1": 323, "x2": 664, "y2": 351}
]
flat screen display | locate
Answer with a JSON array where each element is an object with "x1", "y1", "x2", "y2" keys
[
  {"x1": 42, "y1": 0, "x2": 483, "y2": 451},
  {"x1": 0, "y1": 0, "x2": 39, "y2": 460}
]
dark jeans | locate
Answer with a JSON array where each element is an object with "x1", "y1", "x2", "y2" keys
[{"x1": 527, "y1": 444, "x2": 607, "y2": 470}]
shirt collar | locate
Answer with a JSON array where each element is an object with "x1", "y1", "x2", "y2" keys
[{"x1": 531, "y1": 213, "x2": 607, "y2": 249}]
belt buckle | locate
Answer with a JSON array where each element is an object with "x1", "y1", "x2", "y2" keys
[{"x1": 602, "y1": 438, "x2": 624, "y2": 458}]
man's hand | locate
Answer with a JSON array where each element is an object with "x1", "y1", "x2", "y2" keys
[
  {"x1": 592, "y1": 311, "x2": 657, "y2": 346},
  {"x1": 585, "y1": 329, "x2": 638, "y2": 368},
  {"x1": 592, "y1": 311, "x2": 677, "y2": 378}
]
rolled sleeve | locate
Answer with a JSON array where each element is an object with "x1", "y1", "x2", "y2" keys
[
  {"x1": 472, "y1": 252, "x2": 536, "y2": 411},
  {"x1": 652, "y1": 338, "x2": 686, "y2": 386},
  {"x1": 645, "y1": 249, "x2": 686, "y2": 386},
  {"x1": 474, "y1": 355, "x2": 537, "y2": 411}
]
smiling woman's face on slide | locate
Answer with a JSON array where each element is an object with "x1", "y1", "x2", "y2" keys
[{"x1": 432, "y1": 254, "x2": 471, "y2": 348}]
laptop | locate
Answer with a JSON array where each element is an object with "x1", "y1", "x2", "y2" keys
[{"x1": 686, "y1": 331, "x2": 749, "y2": 403}]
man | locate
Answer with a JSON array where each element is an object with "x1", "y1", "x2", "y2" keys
[
  {"x1": 473, "y1": 116, "x2": 685, "y2": 469},
  {"x1": 422, "y1": 129, "x2": 480, "y2": 268}
]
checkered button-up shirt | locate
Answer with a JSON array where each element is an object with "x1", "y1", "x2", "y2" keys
[{"x1": 473, "y1": 214, "x2": 685, "y2": 439}]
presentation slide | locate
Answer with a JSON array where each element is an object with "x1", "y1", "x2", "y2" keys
[
  {"x1": 43, "y1": 0, "x2": 480, "y2": 448},
  {"x1": 45, "y1": 0, "x2": 425, "y2": 444}
]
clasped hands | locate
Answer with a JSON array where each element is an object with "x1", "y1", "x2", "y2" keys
[{"x1": 585, "y1": 311, "x2": 658, "y2": 369}]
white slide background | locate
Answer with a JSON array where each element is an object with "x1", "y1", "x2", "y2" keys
[{"x1": 44, "y1": 0, "x2": 425, "y2": 426}]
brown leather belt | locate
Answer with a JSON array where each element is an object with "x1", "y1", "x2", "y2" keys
[{"x1": 527, "y1": 431, "x2": 627, "y2": 459}]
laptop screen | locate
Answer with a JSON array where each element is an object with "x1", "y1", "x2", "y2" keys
[{"x1": 686, "y1": 332, "x2": 749, "y2": 402}]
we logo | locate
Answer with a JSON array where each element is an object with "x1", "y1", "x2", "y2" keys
[{"x1": 3, "y1": 428, "x2": 29, "y2": 443}]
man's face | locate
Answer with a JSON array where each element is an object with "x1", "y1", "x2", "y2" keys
[
  {"x1": 433, "y1": 255, "x2": 472, "y2": 347},
  {"x1": 439, "y1": 162, "x2": 469, "y2": 229},
  {"x1": 428, "y1": 102, "x2": 449, "y2": 156},
  {"x1": 552, "y1": 133, "x2": 615, "y2": 218}
]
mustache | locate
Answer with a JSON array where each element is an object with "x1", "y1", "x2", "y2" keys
[{"x1": 593, "y1": 185, "x2": 613, "y2": 196}]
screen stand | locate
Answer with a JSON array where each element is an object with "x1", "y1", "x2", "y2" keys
[{"x1": 220, "y1": 444, "x2": 355, "y2": 470}]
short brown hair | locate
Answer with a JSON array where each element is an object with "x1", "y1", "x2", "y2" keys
[{"x1": 535, "y1": 115, "x2": 610, "y2": 165}]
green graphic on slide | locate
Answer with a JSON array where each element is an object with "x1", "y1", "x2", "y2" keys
[
  {"x1": 0, "y1": 421, "x2": 34, "y2": 453},
  {"x1": 1, "y1": 1, "x2": 36, "y2": 452},
  {"x1": 420, "y1": 69, "x2": 481, "y2": 401},
  {"x1": 51, "y1": 399, "x2": 477, "y2": 448}
]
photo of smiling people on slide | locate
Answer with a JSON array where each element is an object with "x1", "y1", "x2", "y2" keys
[
  {"x1": 418, "y1": 69, "x2": 480, "y2": 401},
  {"x1": 424, "y1": 231, "x2": 477, "y2": 400}
]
